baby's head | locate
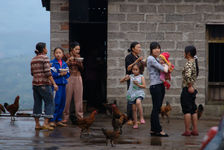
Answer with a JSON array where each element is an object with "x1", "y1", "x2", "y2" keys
[
  {"x1": 159, "y1": 56, "x2": 165, "y2": 64},
  {"x1": 159, "y1": 52, "x2": 170, "y2": 66}
]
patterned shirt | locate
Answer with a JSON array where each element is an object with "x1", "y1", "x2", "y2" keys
[
  {"x1": 182, "y1": 59, "x2": 197, "y2": 88},
  {"x1": 31, "y1": 54, "x2": 52, "y2": 86},
  {"x1": 147, "y1": 55, "x2": 165, "y2": 86}
]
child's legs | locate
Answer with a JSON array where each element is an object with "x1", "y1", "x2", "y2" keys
[
  {"x1": 51, "y1": 85, "x2": 63, "y2": 122},
  {"x1": 184, "y1": 113, "x2": 191, "y2": 132},
  {"x1": 63, "y1": 77, "x2": 74, "y2": 121},
  {"x1": 41, "y1": 85, "x2": 54, "y2": 119},
  {"x1": 136, "y1": 98, "x2": 144, "y2": 120},
  {"x1": 57, "y1": 85, "x2": 66, "y2": 122},
  {"x1": 74, "y1": 76, "x2": 83, "y2": 119},
  {"x1": 33, "y1": 86, "x2": 43, "y2": 118},
  {"x1": 132, "y1": 103, "x2": 137, "y2": 125},
  {"x1": 191, "y1": 113, "x2": 198, "y2": 132}
]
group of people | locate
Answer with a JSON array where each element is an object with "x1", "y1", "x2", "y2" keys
[
  {"x1": 30, "y1": 40, "x2": 199, "y2": 137},
  {"x1": 123, "y1": 41, "x2": 199, "y2": 137},
  {"x1": 31, "y1": 41, "x2": 83, "y2": 130}
]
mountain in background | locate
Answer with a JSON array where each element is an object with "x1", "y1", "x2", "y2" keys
[{"x1": 0, "y1": 55, "x2": 34, "y2": 110}]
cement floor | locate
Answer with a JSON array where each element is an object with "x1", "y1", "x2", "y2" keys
[{"x1": 0, "y1": 114, "x2": 219, "y2": 150}]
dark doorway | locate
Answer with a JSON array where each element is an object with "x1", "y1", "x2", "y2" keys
[{"x1": 69, "y1": 0, "x2": 107, "y2": 112}]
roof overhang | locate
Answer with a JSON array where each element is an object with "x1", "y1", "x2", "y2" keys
[{"x1": 41, "y1": 0, "x2": 50, "y2": 11}]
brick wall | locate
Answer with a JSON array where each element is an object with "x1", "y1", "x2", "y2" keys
[
  {"x1": 50, "y1": 0, "x2": 69, "y2": 58},
  {"x1": 107, "y1": 0, "x2": 224, "y2": 117}
]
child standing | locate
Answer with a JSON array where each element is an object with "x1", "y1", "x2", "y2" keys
[
  {"x1": 50, "y1": 47, "x2": 70, "y2": 127},
  {"x1": 181, "y1": 45, "x2": 199, "y2": 136},
  {"x1": 120, "y1": 62, "x2": 146, "y2": 129},
  {"x1": 159, "y1": 52, "x2": 174, "y2": 89},
  {"x1": 31, "y1": 42, "x2": 58, "y2": 130}
]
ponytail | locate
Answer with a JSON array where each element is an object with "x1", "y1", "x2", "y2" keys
[
  {"x1": 127, "y1": 41, "x2": 139, "y2": 53},
  {"x1": 194, "y1": 55, "x2": 199, "y2": 77},
  {"x1": 35, "y1": 42, "x2": 46, "y2": 55}
]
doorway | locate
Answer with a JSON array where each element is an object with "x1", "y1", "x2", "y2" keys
[{"x1": 69, "y1": 0, "x2": 108, "y2": 112}]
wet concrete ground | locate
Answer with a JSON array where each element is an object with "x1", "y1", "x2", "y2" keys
[{"x1": 0, "y1": 114, "x2": 219, "y2": 150}]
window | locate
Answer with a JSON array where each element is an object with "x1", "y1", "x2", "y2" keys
[{"x1": 206, "y1": 24, "x2": 224, "y2": 103}]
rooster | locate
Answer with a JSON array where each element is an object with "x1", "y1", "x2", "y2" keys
[
  {"x1": 4, "y1": 96, "x2": 19, "y2": 121},
  {"x1": 111, "y1": 104, "x2": 123, "y2": 119},
  {"x1": 76, "y1": 110, "x2": 97, "y2": 136},
  {"x1": 112, "y1": 114, "x2": 128, "y2": 135},
  {"x1": 197, "y1": 104, "x2": 204, "y2": 120},
  {"x1": 0, "y1": 104, "x2": 6, "y2": 114},
  {"x1": 101, "y1": 128, "x2": 121, "y2": 147},
  {"x1": 160, "y1": 101, "x2": 172, "y2": 123}
]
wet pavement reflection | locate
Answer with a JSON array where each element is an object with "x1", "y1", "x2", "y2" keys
[{"x1": 0, "y1": 114, "x2": 219, "y2": 150}]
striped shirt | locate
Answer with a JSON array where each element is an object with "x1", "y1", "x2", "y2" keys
[{"x1": 31, "y1": 54, "x2": 52, "y2": 86}]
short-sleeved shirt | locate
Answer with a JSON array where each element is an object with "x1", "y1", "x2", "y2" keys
[
  {"x1": 31, "y1": 54, "x2": 52, "y2": 86},
  {"x1": 126, "y1": 74, "x2": 145, "y2": 102},
  {"x1": 182, "y1": 59, "x2": 197, "y2": 88},
  {"x1": 125, "y1": 53, "x2": 139, "y2": 75}
]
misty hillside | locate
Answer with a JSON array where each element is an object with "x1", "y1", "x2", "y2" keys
[{"x1": 0, "y1": 55, "x2": 34, "y2": 110}]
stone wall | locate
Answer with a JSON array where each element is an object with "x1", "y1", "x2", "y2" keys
[
  {"x1": 107, "y1": 0, "x2": 224, "y2": 117},
  {"x1": 50, "y1": 0, "x2": 69, "y2": 58}
]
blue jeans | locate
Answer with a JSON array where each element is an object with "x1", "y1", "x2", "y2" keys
[{"x1": 33, "y1": 85, "x2": 54, "y2": 118}]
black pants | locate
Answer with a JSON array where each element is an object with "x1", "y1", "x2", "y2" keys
[
  {"x1": 127, "y1": 80, "x2": 133, "y2": 120},
  {"x1": 180, "y1": 87, "x2": 198, "y2": 114},
  {"x1": 150, "y1": 83, "x2": 165, "y2": 133}
]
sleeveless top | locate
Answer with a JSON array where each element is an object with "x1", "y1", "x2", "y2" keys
[{"x1": 126, "y1": 74, "x2": 145, "y2": 102}]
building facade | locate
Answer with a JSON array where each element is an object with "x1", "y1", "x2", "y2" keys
[{"x1": 42, "y1": 0, "x2": 224, "y2": 118}]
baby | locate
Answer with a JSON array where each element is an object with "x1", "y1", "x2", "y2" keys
[{"x1": 159, "y1": 52, "x2": 174, "y2": 89}]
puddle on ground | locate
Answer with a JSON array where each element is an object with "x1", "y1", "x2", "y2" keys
[{"x1": 150, "y1": 137, "x2": 162, "y2": 146}]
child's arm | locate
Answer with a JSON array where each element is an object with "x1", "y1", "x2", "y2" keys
[
  {"x1": 133, "y1": 76, "x2": 146, "y2": 88},
  {"x1": 120, "y1": 75, "x2": 130, "y2": 83}
]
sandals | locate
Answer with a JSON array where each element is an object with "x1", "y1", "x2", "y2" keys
[
  {"x1": 56, "y1": 122, "x2": 67, "y2": 127},
  {"x1": 42, "y1": 125, "x2": 54, "y2": 131},
  {"x1": 133, "y1": 124, "x2": 139, "y2": 129},
  {"x1": 35, "y1": 126, "x2": 43, "y2": 130},
  {"x1": 140, "y1": 119, "x2": 145, "y2": 124},
  {"x1": 181, "y1": 131, "x2": 191, "y2": 136},
  {"x1": 49, "y1": 122, "x2": 56, "y2": 127},
  {"x1": 150, "y1": 131, "x2": 169, "y2": 137},
  {"x1": 191, "y1": 131, "x2": 199, "y2": 136}
]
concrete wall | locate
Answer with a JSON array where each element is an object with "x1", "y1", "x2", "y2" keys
[
  {"x1": 107, "y1": 0, "x2": 224, "y2": 117},
  {"x1": 50, "y1": 0, "x2": 69, "y2": 58}
]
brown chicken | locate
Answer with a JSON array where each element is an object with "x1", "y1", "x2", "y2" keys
[
  {"x1": 0, "y1": 104, "x2": 6, "y2": 114},
  {"x1": 4, "y1": 96, "x2": 19, "y2": 121},
  {"x1": 112, "y1": 114, "x2": 128, "y2": 135},
  {"x1": 111, "y1": 104, "x2": 123, "y2": 119},
  {"x1": 76, "y1": 110, "x2": 97, "y2": 135},
  {"x1": 160, "y1": 101, "x2": 172, "y2": 123},
  {"x1": 101, "y1": 128, "x2": 121, "y2": 147},
  {"x1": 197, "y1": 104, "x2": 204, "y2": 120}
]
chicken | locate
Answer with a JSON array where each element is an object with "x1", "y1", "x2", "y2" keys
[
  {"x1": 112, "y1": 114, "x2": 128, "y2": 135},
  {"x1": 103, "y1": 100, "x2": 117, "y2": 116},
  {"x1": 111, "y1": 104, "x2": 123, "y2": 119},
  {"x1": 197, "y1": 104, "x2": 204, "y2": 120},
  {"x1": 160, "y1": 101, "x2": 172, "y2": 123},
  {"x1": 101, "y1": 128, "x2": 121, "y2": 147},
  {"x1": 4, "y1": 96, "x2": 19, "y2": 121},
  {"x1": 76, "y1": 110, "x2": 97, "y2": 136},
  {"x1": 0, "y1": 104, "x2": 6, "y2": 114}
]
